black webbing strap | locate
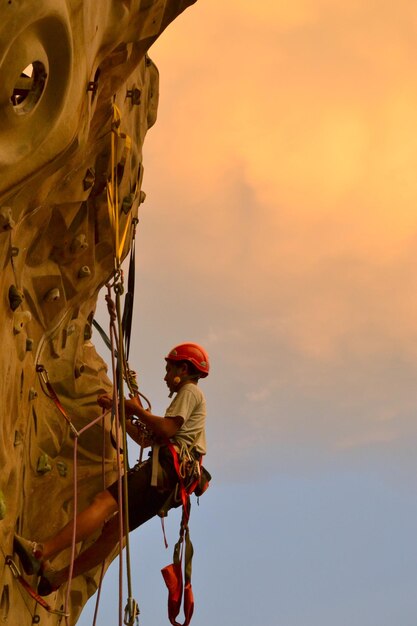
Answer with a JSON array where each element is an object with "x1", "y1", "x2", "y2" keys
[
  {"x1": 121, "y1": 220, "x2": 137, "y2": 361},
  {"x1": 92, "y1": 319, "x2": 116, "y2": 356}
]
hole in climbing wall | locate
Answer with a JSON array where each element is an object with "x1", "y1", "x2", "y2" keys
[
  {"x1": 32, "y1": 407, "x2": 38, "y2": 435},
  {"x1": 0, "y1": 584, "x2": 10, "y2": 621},
  {"x1": 90, "y1": 66, "x2": 100, "y2": 101},
  {"x1": 10, "y1": 61, "x2": 47, "y2": 114}
]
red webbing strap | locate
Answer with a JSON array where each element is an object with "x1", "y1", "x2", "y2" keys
[
  {"x1": 167, "y1": 443, "x2": 189, "y2": 514},
  {"x1": 5, "y1": 557, "x2": 69, "y2": 617},
  {"x1": 166, "y1": 443, "x2": 202, "y2": 520},
  {"x1": 161, "y1": 540, "x2": 183, "y2": 624},
  {"x1": 36, "y1": 365, "x2": 79, "y2": 437},
  {"x1": 161, "y1": 529, "x2": 195, "y2": 626},
  {"x1": 182, "y1": 528, "x2": 194, "y2": 626},
  {"x1": 161, "y1": 445, "x2": 197, "y2": 626}
]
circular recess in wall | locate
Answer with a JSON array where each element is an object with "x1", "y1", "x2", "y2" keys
[{"x1": 10, "y1": 61, "x2": 47, "y2": 115}]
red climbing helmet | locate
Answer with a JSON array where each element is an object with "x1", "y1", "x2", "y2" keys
[{"x1": 165, "y1": 342, "x2": 210, "y2": 377}]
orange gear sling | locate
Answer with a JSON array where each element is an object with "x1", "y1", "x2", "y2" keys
[{"x1": 161, "y1": 443, "x2": 209, "y2": 626}]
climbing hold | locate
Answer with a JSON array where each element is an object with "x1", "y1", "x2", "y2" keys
[
  {"x1": 44, "y1": 287, "x2": 60, "y2": 303},
  {"x1": 0, "y1": 491, "x2": 6, "y2": 520},
  {"x1": 126, "y1": 87, "x2": 141, "y2": 105},
  {"x1": 84, "y1": 322, "x2": 92, "y2": 341},
  {"x1": 8, "y1": 285, "x2": 24, "y2": 311},
  {"x1": 66, "y1": 323, "x2": 75, "y2": 336},
  {"x1": 32, "y1": 615, "x2": 40, "y2": 624},
  {"x1": 122, "y1": 193, "x2": 135, "y2": 214},
  {"x1": 26, "y1": 338, "x2": 33, "y2": 351},
  {"x1": 139, "y1": 190, "x2": 146, "y2": 204},
  {"x1": 74, "y1": 363, "x2": 85, "y2": 378},
  {"x1": 56, "y1": 461, "x2": 67, "y2": 478},
  {"x1": 70, "y1": 233, "x2": 88, "y2": 254},
  {"x1": 0, "y1": 207, "x2": 15, "y2": 230},
  {"x1": 78, "y1": 265, "x2": 91, "y2": 278},
  {"x1": 13, "y1": 310, "x2": 32, "y2": 334},
  {"x1": 10, "y1": 246, "x2": 19, "y2": 257},
  {"x1": 29, "y1": 388, "x2": 38, "y2": 401},
  {"x1": 83, "y1": 167, "x2": 95, "y2": 191},
  {"x1": 37, "y1": 453, "x2": 52, "y2": 475}
]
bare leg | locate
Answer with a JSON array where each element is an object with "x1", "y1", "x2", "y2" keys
[
  {"x1": 49, "y1": 514, "x2": 121, "y2": 587},
  {"x1": 42, "y1": 490, "x2": 118, "y2": 561}
]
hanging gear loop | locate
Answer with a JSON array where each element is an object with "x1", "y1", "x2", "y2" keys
[{"x1": 124, "y1": 596, "x2": 139, "y2": 626}]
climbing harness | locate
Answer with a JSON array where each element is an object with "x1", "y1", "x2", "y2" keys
[{"x1": 5, "y1": 556, "x2": 69, "y2": 618}]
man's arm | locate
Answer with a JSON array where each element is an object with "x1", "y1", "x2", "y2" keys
[
  {"x1": 125, "y1": 396, "x2": 183, "y2": 439},
  {"x1": 125, "y1": 418, "x2": 153, "y2": 447},
  {"x1": 98, "y1": 394, "x2": 182, "y2": 441}
]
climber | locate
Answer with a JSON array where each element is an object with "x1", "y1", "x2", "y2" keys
[{"x1": 13, "y1": 342, "x2": 209, "y2": 596}]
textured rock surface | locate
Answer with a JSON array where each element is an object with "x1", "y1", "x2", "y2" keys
[{"x1": 0, "y1": 1, "x2": 196, "y2": 623}]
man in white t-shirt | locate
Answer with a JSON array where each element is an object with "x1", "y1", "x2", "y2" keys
[
  {"x1": 165, "y1": 379, "x2": 207, "y2": 455},
  {"x1": 14, "y1": 343, "x2": 210, "y2": 595}
]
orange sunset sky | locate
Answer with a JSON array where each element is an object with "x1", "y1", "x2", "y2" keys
[{"x1": 137, "y1": 0, "x2": 417, "y2": 460}]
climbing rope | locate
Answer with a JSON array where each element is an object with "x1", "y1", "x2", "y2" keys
[
  {"x1": 91, "y1": 314, "x2": 151, "y2": 411},
  {"x1": 35, "y1": 315, "x2": 139, "y2": 626},
  {"x1": 35, "y1": 364, "x2": 111, "y2": 626},
  {"x1": 106, "y1": 274, "x2": 139, "y2": 626},
  {"x1": 66, "y1": 410, "x2": 113, "y2": 626},
  {"x1": 104, "y1": 100, "x2": 141, "y2": 626},
  {"x1": 90, "y1": 410, "x2": 108, "y2": 626}
]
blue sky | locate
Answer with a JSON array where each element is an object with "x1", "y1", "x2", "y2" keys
[
  {"x1": 79, "y1": 1, "x2": 417, "y2": 624},
  {"x1": 79, "y1": 472, "x2": 417, "y2": 626}
]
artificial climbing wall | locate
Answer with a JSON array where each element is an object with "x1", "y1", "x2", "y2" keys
[{"x1": 0, "y1": 1, "x2": 196, "y2": 624}]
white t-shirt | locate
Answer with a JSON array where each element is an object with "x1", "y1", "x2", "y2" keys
[{"x1": 165, "y1": 383, "x2": 207, "y2": 455}]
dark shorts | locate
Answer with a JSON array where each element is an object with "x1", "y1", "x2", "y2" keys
[{"x1": 107, "y1": 449, "x2": 178, "y2": 531}]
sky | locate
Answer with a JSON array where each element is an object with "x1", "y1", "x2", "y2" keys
[{"x1": 79, "y1": 1, "x2": 417, "y2": 625}]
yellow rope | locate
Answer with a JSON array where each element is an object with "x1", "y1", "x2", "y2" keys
[{"x1": 108, "y1": 102, "x2": 133, "y2": 266}]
